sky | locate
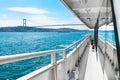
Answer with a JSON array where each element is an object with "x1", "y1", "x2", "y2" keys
[{"x1": 0, "y1": 0, "x2": 91, "y2": 30}]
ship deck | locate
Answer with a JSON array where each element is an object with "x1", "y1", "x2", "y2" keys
[
  {"x1": 78, "y1": 43, "x2": 117, "y2": 80},
  {"x1": 83, "y1": 45, "x2": 108, "y2": 80},
  {"x1": 0, "y1": 36, "x2": 118, "y2": 80}
]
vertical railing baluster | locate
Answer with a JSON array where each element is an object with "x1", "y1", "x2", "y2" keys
[
  {"x1": 63, "y1": 49, "x2": 67, "y2": 80},
  {"x1": 63, "y1": 49, "x2": 66, "y2": 59},
  {"x1": 51, "y1": 51, "x2": 57, "y2": 80}
]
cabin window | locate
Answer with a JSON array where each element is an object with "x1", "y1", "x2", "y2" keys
[
  {"x1": 98, "y1": 22, "x2": 116, "y2": 47},
  {"x1": 113, "y1": 0, "x2": 120, "y2": 46},
  {"x1": 97, "y1": 0, "x2": 120, "y2": 77}
]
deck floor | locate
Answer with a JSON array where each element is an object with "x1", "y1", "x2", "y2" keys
[{"x1": 84, "y1": 45, "x2": 108, "y2": 80}]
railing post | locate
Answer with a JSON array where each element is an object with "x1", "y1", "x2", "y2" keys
[
  {"x1": 63, "y1": 49, "x2": 67, "y2": 59},
  {"x1": 51, "y1": 51, "x2": 57, "y2": 80},
  {"x1": 75, "y1": 43, "x2": 78, "y2": 48},
  {"x1": 63, "y1": 49, "x2": 67, "y2": 80}
]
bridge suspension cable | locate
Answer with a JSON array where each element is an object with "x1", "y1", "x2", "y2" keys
[{"x1": 25, "y1": 19, "x2": 85, "y2": 27}]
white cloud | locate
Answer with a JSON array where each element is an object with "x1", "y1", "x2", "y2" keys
[
  {"x1": 1, "y1": 14, "x2": 8, "y2": 19},
  {"x1": 0, "y1": 13, "x2": 89, "y2": 30},
  {"x1": 99, "y1": 25, "x2": 114, "y2": 30},
  {"x1": 0, "y1": 7, "x2": 89, "y2": 30},
  {"x1": 0, "y1": 19, "x2": 21, "y2": 27},
  {"x1": 0, "y1": 14, "x2": 21, "y2": 26},
  {"x1": 28, "y1": 15, "x2": 82, "y2": 25},
  {"x1": 27, "y1": 15, "x2": 89, "y2": 30},
  {"x1": 7, "y1": 7, "x2": 49, "y2": 14}
]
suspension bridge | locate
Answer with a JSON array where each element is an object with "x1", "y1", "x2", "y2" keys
[{"x1": 22, "y1": 19, "x2": 85, "y2": 27}]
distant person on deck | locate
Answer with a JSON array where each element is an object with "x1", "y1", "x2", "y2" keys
[
  {"x1": 91, "y1": 39, "x2": 94, "y2": 46},
  {"x1": 67, "y1": 70, "x2": 71, "y2": 80},
  {"x1": 91, "y1": 39, "x2": 95, "y2": 51}
]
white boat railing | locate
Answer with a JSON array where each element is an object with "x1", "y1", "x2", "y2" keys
[
  {"x1": 0, "y1": 49, "x2": 64, "y2": 65},
  {"x1": 98, "y1": 38, "x2": 118, "y2": 71},
  {"x1": 0, "y1": 36, "x2": 90, "y2": 80}
]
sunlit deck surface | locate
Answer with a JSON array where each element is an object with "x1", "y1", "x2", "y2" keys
[
  {"x1": 84, "y1": 45, "x2": 108, "y2": 80},
  {"x1": 78, "y1": 44, "x2": 116, "y2": 80}
]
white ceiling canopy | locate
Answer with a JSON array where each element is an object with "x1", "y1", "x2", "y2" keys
[{"x1": 61, "y1": 0, "x2": 112, "y2": 29}]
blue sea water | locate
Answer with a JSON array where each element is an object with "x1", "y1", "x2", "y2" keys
[
  {"x1": 99, "y1": 30, "x2": 116, "y2": 46},
  {"x1": 0, "y1": 31, "x2": 116, "y2": 80},
  {"x1": 0, "y1": 32, "x2": 92, "y2": 80}
]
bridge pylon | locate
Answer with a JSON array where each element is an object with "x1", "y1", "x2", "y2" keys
[{"x1": 23, "y1": 19, "x2": 27, "y2": 27}]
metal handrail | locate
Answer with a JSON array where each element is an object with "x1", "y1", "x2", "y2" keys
[
  {"x1": 65, "y1": 36, "x2": 89, "y2": 50},
  {"x1": 0, "y1": 36, "x2": 89, "y2": 65},
  {"x1": 0, "y1": 49, "x2": 63, "y2": 65},
  {"x1": 99, "y1": 37, "x2": 116, "y2": 49},
  {"x1": 0, "y1": 36, "x2": 90, "y2": 80}
]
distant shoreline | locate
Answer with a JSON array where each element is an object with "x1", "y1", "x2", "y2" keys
[{"x1": 0, "y1": 26, "x2": 91, "y2": 32}]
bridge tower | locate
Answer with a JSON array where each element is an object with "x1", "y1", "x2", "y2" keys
[{"x1": 23, "y1": 19, "x2": 27, "y2": 27}]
